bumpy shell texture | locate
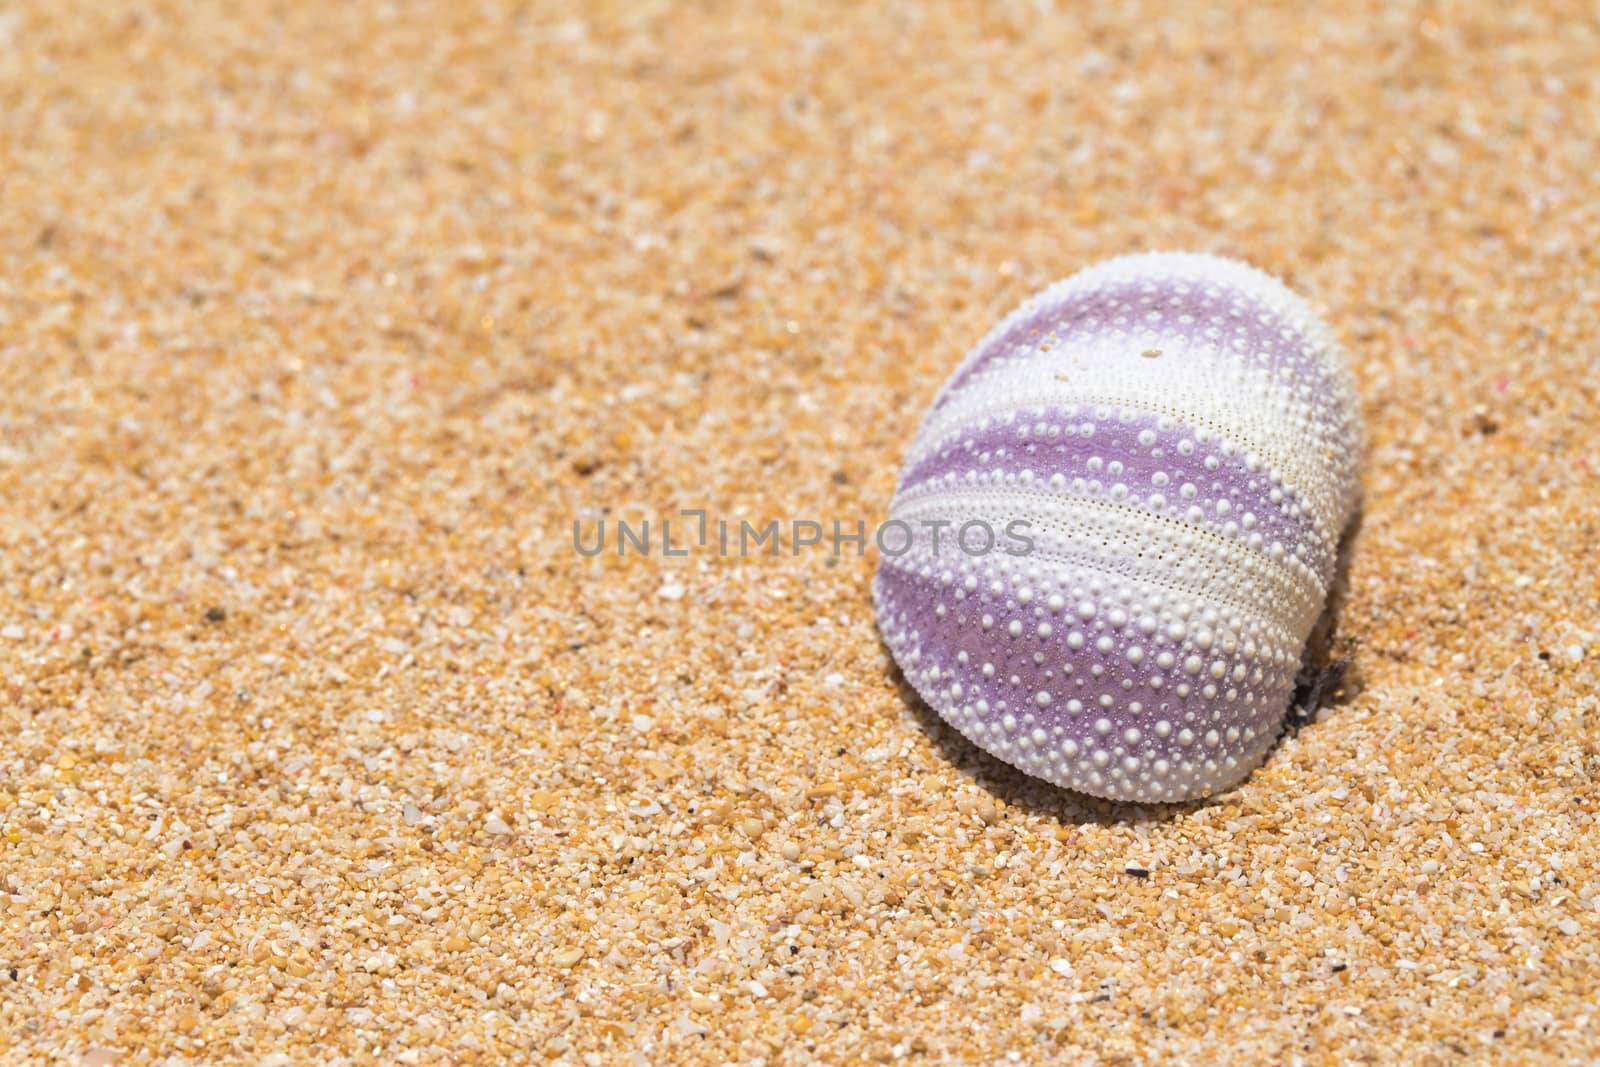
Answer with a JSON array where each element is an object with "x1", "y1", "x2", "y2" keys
[{"x1": 873, "y1": 252, "x2": 1364, "y2": 803}]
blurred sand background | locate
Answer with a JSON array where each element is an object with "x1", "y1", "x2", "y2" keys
[{"x1": 2, "y1": 1, "x2": 1598, "y2": 1063}]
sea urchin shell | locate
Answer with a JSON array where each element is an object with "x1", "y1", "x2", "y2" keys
[{"x1": 873, "y1": 252, "x2": 1364, "y2": 802}]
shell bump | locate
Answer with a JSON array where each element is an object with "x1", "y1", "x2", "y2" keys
[{"x1": 873, "y1": 252, "x2": 1364, "y2": 802}]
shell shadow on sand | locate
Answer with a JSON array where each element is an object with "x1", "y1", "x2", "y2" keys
[{"x1": 878, "y1": 507, "x2": 1366, "y2": 826}]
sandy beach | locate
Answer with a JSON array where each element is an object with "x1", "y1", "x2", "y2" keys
[{"x1": 2, "y1": 1, "x2": 1597, "y2": 1062}]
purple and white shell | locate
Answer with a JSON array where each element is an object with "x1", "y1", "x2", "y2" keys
[{"x1": 873, "y1": 252, "x2": 1364, "y2": 803}]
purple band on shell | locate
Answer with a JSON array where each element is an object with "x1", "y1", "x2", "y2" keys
[
  {"x1": 935, "y1": 268, "x2": 1347, "y2": 420},
  {"x1": 894, "y1": 406, "x2": 1334, "y2": 583}
]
